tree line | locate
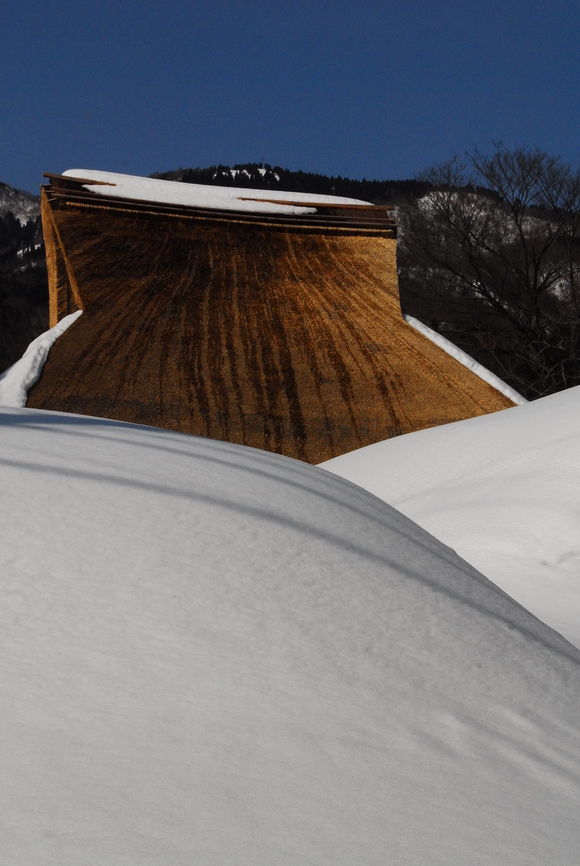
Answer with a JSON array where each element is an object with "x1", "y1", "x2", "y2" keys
[
  {"x1": 152, "y1": 163, "x2": 430, "y2": 204},
  {"x1": 396, "y1": 144, "x2": 580, "y2": 399}
]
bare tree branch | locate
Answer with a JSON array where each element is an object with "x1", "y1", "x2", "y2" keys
[{"x1": 397, "y1": 145, "x2": 580, "y2": 398}]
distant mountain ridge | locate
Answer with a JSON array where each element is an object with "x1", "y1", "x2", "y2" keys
[
  {"x1": 0, "y1": 183, "x2": 47, "y2": 374},
  {"x1": 150, "y1": 163, "x2": 433, "y2": 204}
]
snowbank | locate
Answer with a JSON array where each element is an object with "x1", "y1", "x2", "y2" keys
[
  {"x1": 404, "y1": 315, "x2": 527, "y2": 405},
  {"x1": 63, "y1": 169, "x2": 371, "y2": 216},
  {"x1": 0, "y1": 310, "x2": 82, "y2": 407},
  {"x1": 1, "y1": 408, "x2": 580, "y2": 864},
  {"x1": 322, "y1": 385, "x2": 580, "y2": 649}
]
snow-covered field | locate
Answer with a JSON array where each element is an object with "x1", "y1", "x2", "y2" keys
[
  {"x1": 322, "y1": 385, "x2": 580, "y2": 650},
  {"x1": 2, "y1": 407, "x2": 580, "y2": 864},
  {"x1": 62, "y1": 168, "x2": 370, "y2": 215}
]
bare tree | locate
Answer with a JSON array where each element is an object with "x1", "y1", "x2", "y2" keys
[{"x1": 397, "y1": 144, "x2": 580, "y2": 398}]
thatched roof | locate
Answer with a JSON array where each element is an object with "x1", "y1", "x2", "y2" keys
[{"x1": 28, "y1": 171, "x2": 515, "y2": 463}]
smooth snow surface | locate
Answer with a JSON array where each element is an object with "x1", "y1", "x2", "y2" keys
[
  {"x1": 322, "y1": 385, "x2": 580, "y2": 649},
  {"x1": 62, "y1": 169, "x2": 371, "y2": 215},
  {"x1": 2, "y1": 408, "x2": 580, "y2": 865},
  {"x1": 404, "y1": 315, "x2": 527, "y2": 405},
  {"x1": 0, "y1": 310, "x2": 82, "y2": 407}
]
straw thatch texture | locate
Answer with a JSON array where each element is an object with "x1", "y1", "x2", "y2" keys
[{"x1": 29, "y1": 201, "x2": 514, "y2": 462}]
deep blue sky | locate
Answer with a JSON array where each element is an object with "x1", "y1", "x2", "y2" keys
[{"x1": 2, "y1": 0, "x2": 580, "y2": 193}]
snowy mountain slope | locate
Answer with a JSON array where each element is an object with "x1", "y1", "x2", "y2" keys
[
  {"x1": 0, "y1": 181, "x2": 40, "y2": 223},
  {"x1": 322, "y1": 385, "x2": 580, "y2": 649},
  {"x1": 1, "y1": 407, "x2": 580, "y2": 865}
]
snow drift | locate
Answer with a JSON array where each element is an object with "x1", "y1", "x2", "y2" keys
[
  {"x1": 1, "y1": 407, "x2": 580, "y2": 864},
  {"x1": 322, "y1": 385, "x2": 580, "y2": 650}
]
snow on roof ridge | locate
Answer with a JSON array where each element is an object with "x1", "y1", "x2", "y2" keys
[
  {"x1": 404, "y1": 314, "x2": 527, "y2": 405},
  {"x1": 0, "y1": 311, "x2": 82, "y2": 407},
  {"x1": 62, "y1": 168, "x2": 372, "y2": 214}
]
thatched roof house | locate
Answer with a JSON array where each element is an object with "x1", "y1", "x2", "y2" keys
[{"x1": 29, "y1": 170, "x2": 517, "y2": 463}]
